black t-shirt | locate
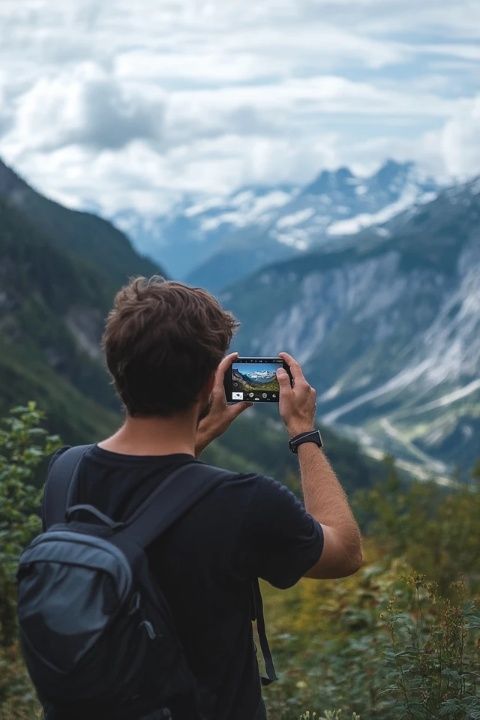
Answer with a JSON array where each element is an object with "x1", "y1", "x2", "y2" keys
[{"x1": 41, "y1": 445, "x2": 324, "y2": 720}]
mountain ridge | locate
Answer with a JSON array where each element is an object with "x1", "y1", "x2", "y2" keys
[
  {"x1": 114, "y1": 158, "x2": 439, "y2": 287},
  {"x1": 0, "y1": 157, "x2": 165, "y2": 440},
  {"x1": 220, "y1": 176, "x2": 480, "y2": 478}
]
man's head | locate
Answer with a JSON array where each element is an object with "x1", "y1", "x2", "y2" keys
[{"x1": 102, "y1": 276, "x2": 239, "y2": 417}]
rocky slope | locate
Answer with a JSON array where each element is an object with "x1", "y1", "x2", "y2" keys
[{"x1": 221, "y1": 177, "x2": 480, "y2": 478}]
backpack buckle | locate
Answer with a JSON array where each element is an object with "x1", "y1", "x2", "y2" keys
[{"x1": 139, "y1": 619, "x2": 157, "y2": 640}]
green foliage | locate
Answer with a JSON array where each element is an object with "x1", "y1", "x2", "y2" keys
[
  {"x1": 353, "y1": 457, "x2": 480, "y2": 595},
  {"x1": 0, "y1": 403, "x2": 60, "y2": 714},
  {"x1": 380, "y1": 574, "x2": 480, "y2": 719},
  {"x1": 262, "y1": 560, "x2": 480, "y2": 719},
  {"x1": 0, "y1": 343, "x2": 118, "y2": 448},
  {"x1": 261, "y1": 458, "x2": 480, "y2": 719},
  {"x1": 0, "y1": 404, "x2": 479, "y2": 720}
]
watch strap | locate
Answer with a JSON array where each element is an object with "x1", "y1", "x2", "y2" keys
[{"x1": 288, "y1": 429, "x2": 323, "y2": 454}]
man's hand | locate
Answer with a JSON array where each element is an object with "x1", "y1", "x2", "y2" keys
[
  {"x1": 195, "y1": 352, "x2": 253, "y2": 456},
  {"x1": 276, "y1": 351, "x2": 317, "y2": 437}
]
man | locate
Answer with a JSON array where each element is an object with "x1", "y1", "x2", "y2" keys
[{"x1": 45, "y1": 275, "x2": 363, "y2": 720}]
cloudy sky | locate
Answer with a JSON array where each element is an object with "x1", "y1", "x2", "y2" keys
[{"x1": 1, "y1": 0, "x2": 479, "y2": 217}]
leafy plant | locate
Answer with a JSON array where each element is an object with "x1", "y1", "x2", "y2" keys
[
  {"x1": 0, "y1": 402, "x2": 60, "y2": 711},
  {"x1": 380, "y1": 573, "x2": 480, "y2": 719},
  {"x1": 353, "y1": 457, "x2": 480, "y2": 596},
  {"x1": 263, "y1": 559, "x2": 480, "y2": 719}
]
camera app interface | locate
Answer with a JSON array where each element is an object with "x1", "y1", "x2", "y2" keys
[{"x1": 231, "y1": 359, "x2": 282, "y2": 402}]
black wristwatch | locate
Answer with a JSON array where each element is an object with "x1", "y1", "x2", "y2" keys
[{"x1": 288, "y1": 429, "x2": 324, "y2": 454}]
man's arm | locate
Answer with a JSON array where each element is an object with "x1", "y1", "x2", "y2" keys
[
  {"x1": 195, "y1": 352, "x2": 252, "y2": 456},
  {"x1": 276, "y1": 352, "x2": 364, "y2": 579},
  {"x1": 296, "y1": 443, "x2": 363, "y2": 578}
]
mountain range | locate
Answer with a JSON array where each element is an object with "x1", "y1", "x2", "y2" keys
[
  {"x1": 2, "y1": 153, "x2": 476, "y2": 482},
  {"x1": 114, "y1": 159, "x2": 439, "y2": 291},
  {"x1": 221, "y1": 175, "x2": 480, "y2": 480},
  {"x1": 239, "y1": 369, "x2": 277, "y2": 381},
  {"x1": 0, "y1": 157, "x2": 387, "y2": 493}
]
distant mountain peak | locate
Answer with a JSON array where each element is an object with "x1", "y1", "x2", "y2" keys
[
  {"x1": 110, "y1": 157, "x2": 442, "y2": 286},
  {"x1": 379, "y1": 158, "x2": 414, "y2": 171},
  {"x1": 373, "y1": 158, "x2": 415, "y2": 183},
  {"x1": 336, "y1": 166, "x2": 355, "y2": 178},
  {"x1": 302, "y1": 166, "x2": 356, "y2": 196}
]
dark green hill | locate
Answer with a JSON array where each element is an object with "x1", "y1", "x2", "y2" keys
[
  {"x1": 0, "y1": 159, "x2": 165, "y2": 442},
  {"x1": 0, "y1": 159, "x2": 159, "y2": 296}
]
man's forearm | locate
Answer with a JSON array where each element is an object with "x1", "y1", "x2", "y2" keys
[{"x1": 297, "y1": 442, "x2": 363, "y2": 564}]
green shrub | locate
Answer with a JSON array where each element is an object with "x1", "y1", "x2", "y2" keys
[
  {"x1": 0, "y1": 403, "x2": 59, "y2": 715},
  {"x1": 381, "y1": 573, "x2": 480, "y2": 719},
  {"x1": 263, "y1": 558, "x2": 480, "y2": 719},
  {"x1": 353, "y1": 457, "x2": 480, "y2": 596}
]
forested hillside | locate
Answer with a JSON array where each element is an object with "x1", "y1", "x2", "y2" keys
[{"x1": 0, "y1": 158, "x2": 162, "y2": 441}]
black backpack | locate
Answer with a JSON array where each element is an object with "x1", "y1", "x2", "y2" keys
[{"x1": 16, "y1": 445, "x2": 276, "y2": 719}]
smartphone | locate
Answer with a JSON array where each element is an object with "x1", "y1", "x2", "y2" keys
[{"x1": 224, "y1": 357, "x2": 292, "y2": 403}]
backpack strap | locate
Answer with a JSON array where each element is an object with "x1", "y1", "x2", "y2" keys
[
  {"x1": 43, "y1": 445, "x2": 94, "y2": 528},
  {"x1": 119, "y1": 460, "x2": 277, "y2": 686},
  {"x1": 252, "y1": 578, "x2": 277, "y2": 686},
  {"x1": 115, "y1": 461, "x2": 234, "y2": 548},
  {"x1": 44, "y1": 452, "x2": 278, "y2": 686}
]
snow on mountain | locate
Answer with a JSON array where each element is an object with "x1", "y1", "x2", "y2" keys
[
  {"x1": 246, "y1": 369, "x2": 276, "y2": 380},
  {"x1": 327, "y1": 188, "x2": 437, "y2": 237},
  {"x1": 186, "y1": 160, "x2": 440, "y2": 291},
  {"x1": 113, "y1": 184, "x2": 296, "y2": 278},
  {"x1": 112, "y1": 160, "x2": 440, "y2": 285},
  {"x1": 198, "y1": 190, "x2": 293, "y2": 233}
]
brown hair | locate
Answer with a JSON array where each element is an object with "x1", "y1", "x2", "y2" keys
[{"x1": 102, "y1": 275, "x2": 238, "y2": 416}]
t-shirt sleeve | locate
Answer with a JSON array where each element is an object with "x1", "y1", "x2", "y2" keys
[{"x1": 241, "y1": 475, "x2": 324, "y2": 589}]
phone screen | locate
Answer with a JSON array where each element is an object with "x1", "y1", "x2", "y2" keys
[{"x1": 225, "y1": 357, "x2": 285, "y2": 402}]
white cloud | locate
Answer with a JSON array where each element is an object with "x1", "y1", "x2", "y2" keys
[
  {"x1": 6, "y1": 63, "x2": 164, "y2": 154},
  {"x1": 0, "y1": 0, "x2": 479, "y2": 216},
  {"x1": 439, "y1": 96, "x2": 480, "y2": 177}
]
